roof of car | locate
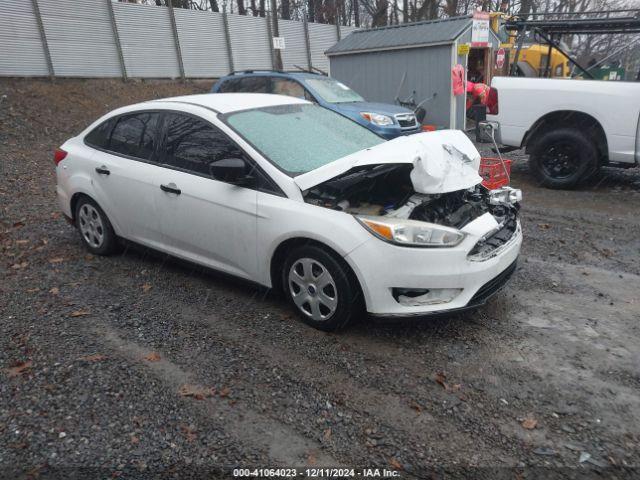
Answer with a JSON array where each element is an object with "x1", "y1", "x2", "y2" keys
[
  {"x1": 148, "y1": 93, "x2": 309, "y2": 114},
  {"x1": 222, "y1": 70, "x2": 327, "y2": 80}
]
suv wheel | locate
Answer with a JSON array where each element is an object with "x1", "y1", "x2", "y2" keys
[
  {"x1": 529, "y1": 127, "x2": 599, "y2": 189},
  {"x1": 282, "y1": 245, "x2": 362, "y2": 331}
]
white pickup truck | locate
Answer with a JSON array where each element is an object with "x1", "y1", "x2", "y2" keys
[{"x1": 483, "y1": 77, "x2": 640, "y2": 188}]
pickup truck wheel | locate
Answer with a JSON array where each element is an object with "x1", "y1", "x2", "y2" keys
[{"x1": 529, "y1": 128, "x2": 599, "y2": 189}]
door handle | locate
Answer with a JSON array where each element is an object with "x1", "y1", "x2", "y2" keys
[
  {"x1": 95, "y1": 166, "x2": 110, "y2": 175},
  {"x1": 160, "y1": 183, "x2": 181, "y2": 195}
]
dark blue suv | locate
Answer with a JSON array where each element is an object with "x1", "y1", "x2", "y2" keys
[{"x1": 212, "y1": 71, "x2": 421, "y2": 139}]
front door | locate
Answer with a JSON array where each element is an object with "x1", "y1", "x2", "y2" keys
[{"x1": 154, "y1": 112, "x2": 258, "y2": 280}]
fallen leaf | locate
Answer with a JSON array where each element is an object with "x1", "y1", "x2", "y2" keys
[
  {"x1": 538, "y1": 223, "x2": 551, "y2": 230},
  {"x1": 143, "y1": 352, "x2": 161, "y2": 362},
  {"x1": 26, "y1": 288, "x2": 39, "y2": 293},
  {"x1": 307, "y1": 453, "x2": 317, "y2": 466},
  {"x1": 11, "y1": 261, "x2": 28, "y2": 270},
  {"x1": 389, "y1": 458, "x2": 403, "y2": 470},
  {"x1": 323, "y1": 428, "x2": 332, "y2": 440},
  {"x1": 84, "y1": 254, "x2": 94, "y2": 261},
  {"x1": 130, "y1": 435, "x2": 140, "y2": 445},
  {"x1": 522, "y1": 417, "x2": 538, "y2": 430},
  {"x1": 219, "y1": 386, "x2": 231, "y2": 398},
  {"x1": 51, "y1": 212, "x2": 61, "y2": 219},
  {"x1": 80, "y1": 354, "x2": 108, "y2": 362},
  {"x1": 434, "y1": 372, "x2": 448, "y2": 390},
  {"x1": 15, "y1": 239, "x2": 30, "y2": 245},
  {"x1": 6, "y1": 360, "x2": 32, "y2": 378},
  {"x1": 13, "y1": 221, "x2": 25, "y2": 228},
  {"x1": 409, "y1": 400, "x2": 423, "y2": 413},
  {"x1": 49, "y1": 287, "x2": 60, "y2": 295},
  {"x1": 141, "y1": 283, "x2": 152, "y2": 293},
  {"x1": 49, "y1": 257, "x2": 64, "y2": 264},
  {"x1": 180, "y1": 425, "x2": 197, "y2": 442},
  {"x1": 178, "y1": 384, "x2": 215, "y2": 400},
  {"x1": 69, "y1": 310, "x2": 90, "y2": 317}
]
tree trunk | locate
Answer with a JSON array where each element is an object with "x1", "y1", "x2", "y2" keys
[
  {"x1": 371, "y1": 0, "x2": 387, "y2": 26},
  {"x1": 208, "y1": 0, "x2": 220, "y2": 12},
  {"x1": 259, "y1": 0, "x2": 265, "y2": 16},
  {"x1": 281, "y1": 0, "x2": 291, "y2": 19},
  {"x1": 236, "y1": 0, "x2": 246, "y2": 15},
  {"x1": 353, "y1": 0, "x2": 359, "y2": 26}
]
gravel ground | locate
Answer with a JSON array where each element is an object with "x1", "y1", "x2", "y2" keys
[{"x1": 1, "y1": 79, "x2": 640, "y2": 479}]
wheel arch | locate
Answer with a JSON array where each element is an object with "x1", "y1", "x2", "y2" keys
[
  {"x1": 523, "y1": 110, "x2": 608, "y2": 163},
  {"x1": 269, "y1": 237, "x2": 365, "y2": 303}
]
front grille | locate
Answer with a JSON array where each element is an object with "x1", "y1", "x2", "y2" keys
[
  {"x1": 395, "y1": 114, "x2": 417, "y2": 128},
  {"x1": 469, "y1": 215, "x2": 518, "y2": 259}
]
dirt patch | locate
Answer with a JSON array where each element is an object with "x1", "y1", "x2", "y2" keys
[{"x1": 1, "y1": 79, "x2": 639, "y2": 478}]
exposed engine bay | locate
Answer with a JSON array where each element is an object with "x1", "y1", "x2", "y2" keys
[{"x1": 303, "y1": 164, "x2": 519, "y2": 232}]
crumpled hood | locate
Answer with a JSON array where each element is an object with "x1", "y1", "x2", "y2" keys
[{"x1": 294, "y1": 130, "x2": 483, "y2": 193}]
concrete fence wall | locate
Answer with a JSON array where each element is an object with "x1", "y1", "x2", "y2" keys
[{"x1": 0, "y1": 0, "x2": 358, "y2": 79}]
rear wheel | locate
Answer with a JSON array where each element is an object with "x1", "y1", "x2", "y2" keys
[
  {"x1": 75, "y1": 196, "x2": 118, "y2": 256},
  {"x1": 529, "y1": 128, "x2": 599, "y2": 189},
  {"x1": 282, "y1": 245, "x2": 362, "y2": 331}
]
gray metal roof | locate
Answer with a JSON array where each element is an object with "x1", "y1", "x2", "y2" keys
[{"x1": 327, "y1": 15, "x2": 473, "y2": 55}]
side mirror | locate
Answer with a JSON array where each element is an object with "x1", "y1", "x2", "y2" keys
[{"x1": 209, "y1": 157, "x2": 251, "y2": 185}]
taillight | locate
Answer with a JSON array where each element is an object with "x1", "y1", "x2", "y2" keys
[
  {"x1": 53, "y1": 148, "x2": 67, "y2": 166},
  {"x1": 487, "y1": 87, "x2": 498, "y2": 115}
]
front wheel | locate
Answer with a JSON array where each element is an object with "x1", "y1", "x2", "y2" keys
[
  {"x1": 282, "y1": 245, "x2": 362, "y2": 331},
  {"x1": 529, "y1": 128, "x2": 599, "y2": 189}
]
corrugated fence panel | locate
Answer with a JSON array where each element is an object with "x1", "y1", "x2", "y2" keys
[
  {"x1": 174, "y1": 9, "x2": 229, "y2": 78},
  {"x1": 227, "y1": 14, "x2": 272, "y2": 71},
  {"x1": 308, "y1": 22, "x2": 337, "y2": 73},
  {"x1": 39, "y1": 0, "x2": 121, "y2": 77},
  {"x1": 114, "y1": 3, "x2": 180, "y2": 79},
  {"x1": 0, "y1": 0, "x2": 50, "y2": 76},
  {"x1": 278, "y1": 19, "x2": 307, "y2": 71}
]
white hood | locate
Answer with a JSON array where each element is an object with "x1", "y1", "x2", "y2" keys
[{"x1": 294, "y1": 130, "x2": 483, "y2": 193}]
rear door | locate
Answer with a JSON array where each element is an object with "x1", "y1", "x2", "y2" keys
[
  {"x1": 88, "y1": 111, "x2": 165, "y2": 249},
  {"x1": 153, "y1": 112, "x2": 259, "y2": 280}
]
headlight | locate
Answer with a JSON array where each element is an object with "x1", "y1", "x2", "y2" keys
[
  {"x1": 360, "y1": 112, "x2": 394, "y2": 126},
  {"x1": 356, "y1": 216, "x2": 465, "y2": 247}
]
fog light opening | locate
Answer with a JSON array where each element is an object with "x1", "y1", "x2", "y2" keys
[{"x1": 392, "y1": 288, "x2": 462, "y2": 307}]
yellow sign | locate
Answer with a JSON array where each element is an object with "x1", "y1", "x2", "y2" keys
[{"x1": 457, "y1": 44, "x2": 470, "y2": 56}]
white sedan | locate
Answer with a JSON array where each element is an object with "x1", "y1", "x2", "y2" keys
[{"x1": 55, "y1": 93, "x2": 522, "y2": 330}]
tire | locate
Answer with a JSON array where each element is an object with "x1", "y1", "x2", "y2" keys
[
  {"x1": 282, "y1": 245, "x2": 362, "y2": 331},
  {"x1": 74, "y1": 196, "x2": 118, "y2": 256},
  {"x1": 529, "y1": 127, "x2": 599, "y2": 189}
]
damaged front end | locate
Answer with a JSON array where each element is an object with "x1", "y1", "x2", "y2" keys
[{"x1": 302, "y1": 131, "x2": 521, "y2": 258}]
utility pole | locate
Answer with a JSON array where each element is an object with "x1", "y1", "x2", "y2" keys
[{"x1": 270, "y1": 0, "x2": 283, "y2": 70}]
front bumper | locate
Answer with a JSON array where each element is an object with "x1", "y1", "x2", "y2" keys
[
  {"x1": 345, "y1": 219, "x2": 522, "y2": 317},
  {"x1": 376, "y1": 126, "x2": 422, "y2": 140}
]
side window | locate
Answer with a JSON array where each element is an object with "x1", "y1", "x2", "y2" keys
[
  {"x1": 85, "y1": 118, "x2": 115, "y2": 149},
  {"x1": 271, "y1": 79, "x2": 306, "y2": 99},
  {"x1": 109, "y1": 112, "x2": 160, "y2": 160},
  {"x1": 238, "y1": 76, "x2": 269, "y2": 93},
  {"x1": 217, "y1": 78, "x2": 242, "y2": 92},
  {"x1": 162, "y1": 113, "x2": 245, "y2": 177}
]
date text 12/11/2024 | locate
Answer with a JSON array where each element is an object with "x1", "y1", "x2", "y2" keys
[{"x1": 233, "y1": 468, "x2": 401, "y2": 477}]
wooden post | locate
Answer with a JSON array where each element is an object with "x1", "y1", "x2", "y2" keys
[
  {"x1": 167, "y1": 0, "x2": 186, "y2": 80},
  {"x1": 269, "y1": 0, "x2": 283, "y2": 70},
  {"x1": 222, "y1": 12, "x2": 235, "y2": 73},
  {"x1": 106, "y1": 0, "x2": 127, "y2": 81},
  {"x1": 303, "y1": 15, "x2": 312, "y2": 71},
  {"x1": 31, "y1": 0, "x2": 54, "y2": 79}
]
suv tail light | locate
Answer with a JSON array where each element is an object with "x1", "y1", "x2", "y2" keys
[
  {"x1": 487, "y1": 87, "x2": 498, "y2": 115},
  {"x1": 54, "y1": 148, "x2": 67, "y2": 166}
]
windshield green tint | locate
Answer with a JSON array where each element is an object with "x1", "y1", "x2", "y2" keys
[
  {"x1": 226, "y1": 104, "x2": 384, "y2": 175},
  {"x1": 305, "y1": 78, "x2": 365, "y2": 104}
]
